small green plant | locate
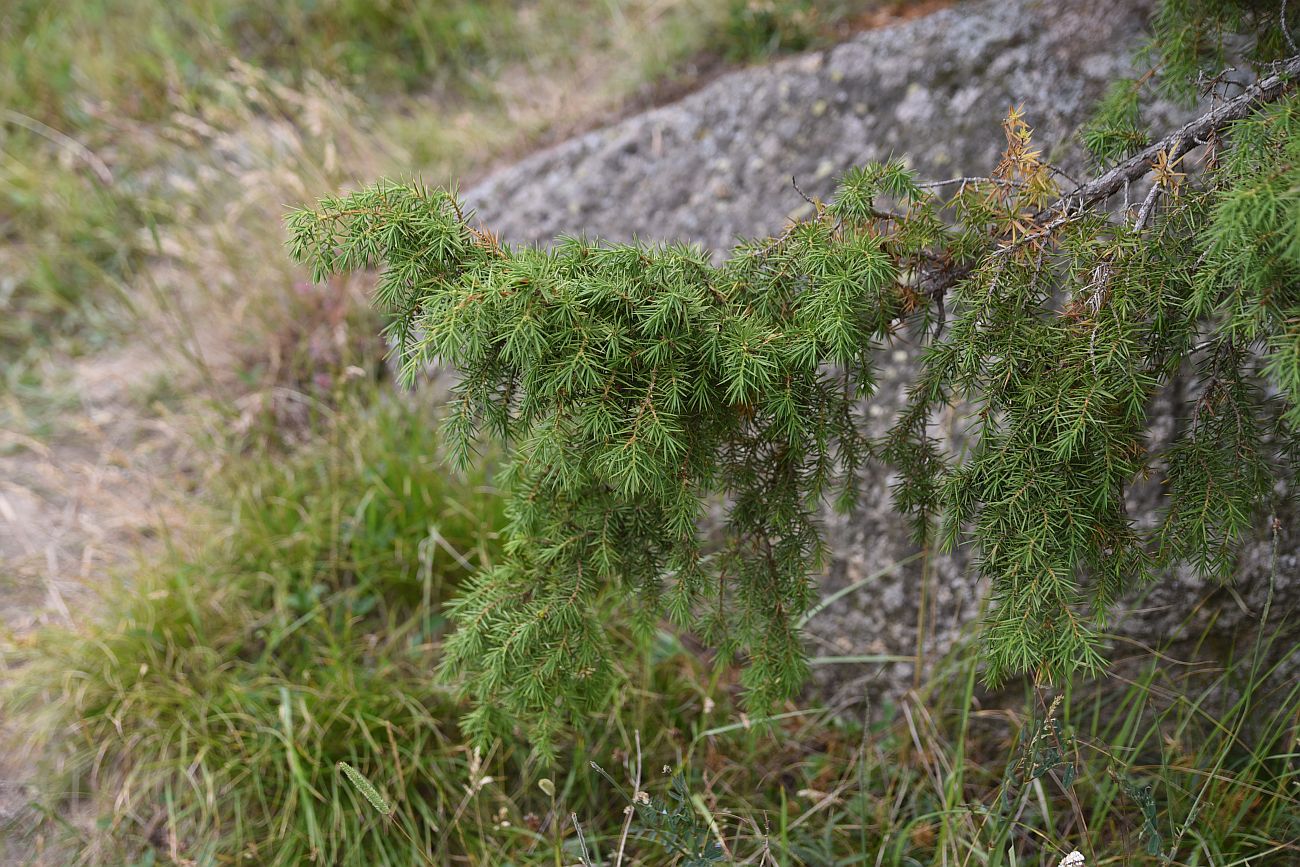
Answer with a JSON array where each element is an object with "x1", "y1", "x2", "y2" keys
[
  {"x1": 632, "y1": 773, "x2": 727, "y2": 865},
  {"x1": 589, "y1": 758, "x2": 728, "y2": 864}
]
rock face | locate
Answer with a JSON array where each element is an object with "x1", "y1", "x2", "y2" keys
[
  {"x1": 470, "y1": 0, "x2": 1173, "y2": 249},
  {"x1": 466, "y1": 0, "x2": 1297, "y2": 698}
]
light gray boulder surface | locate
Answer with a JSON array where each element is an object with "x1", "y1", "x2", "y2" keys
[
  {"x1": 466, "y1": 0, "x2": 1297, "y2": 699},
  {"x1": 470, "y1": 0, "x2": 1167, "y2": 249}
]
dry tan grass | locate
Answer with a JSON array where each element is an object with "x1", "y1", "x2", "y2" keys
[{"x1": 2, "y1": 64, "x2": 399, "y2": 632}]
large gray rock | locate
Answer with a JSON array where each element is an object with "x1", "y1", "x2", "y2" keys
[
  {"x1": 466, "y1": 0, "x2": 1297, "y2": 698},
  {"x1": 469, "y1": 0, "x2": 1169, "y2": 249}
]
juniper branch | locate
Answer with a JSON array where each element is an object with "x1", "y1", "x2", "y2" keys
[
  {"x1": 286, "y1": 33, "x2": 1300, "y2": 746},
  {"x1": 1056, "y1": 54, "x2": 1300, "y2": 215}
]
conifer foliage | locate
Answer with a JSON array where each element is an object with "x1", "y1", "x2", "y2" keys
[{"x1": 288, "y1": 3, "x2": 1300, "y2": 749}]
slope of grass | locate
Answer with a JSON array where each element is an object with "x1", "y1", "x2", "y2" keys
[
  {"x1": 2, "y1": 0, "x2": 510, "y2": 129},
  {"x1": 10, "y1": 389, "x2": 1297, "y2": 864},
  {"x1": 1, "y1": 0, "x2": 862, "y2": 130}
]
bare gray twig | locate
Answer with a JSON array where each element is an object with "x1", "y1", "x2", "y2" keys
[
  {"x1": 614, "y1": 730, "x2": 642, "y2": 867},
  {"x1": 1050, "y1": 54, "x2": 1300, "y2": 218},
  {"x1": 1284, "y1": 0, "x2": 1298, "y2": 54}
]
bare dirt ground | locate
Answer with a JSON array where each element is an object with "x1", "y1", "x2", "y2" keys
[
  {"x1": 0, "y1": 343, "x2": 195, "y2": 862},
  {"x1": 1, "y1": 348, "x2": 187, "y2": 628}
]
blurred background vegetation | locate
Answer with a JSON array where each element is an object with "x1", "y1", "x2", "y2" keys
[
  {"x1": 1, "y1": 0, "x2": 861, "y2": 369},
  {"x1": 2, "y1": 1, "x2": 1297, "y2": 864}
]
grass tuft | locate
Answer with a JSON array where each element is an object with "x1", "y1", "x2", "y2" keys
[{"x1": 10, "y1": 396, "x2": 502, "y2": 864}]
